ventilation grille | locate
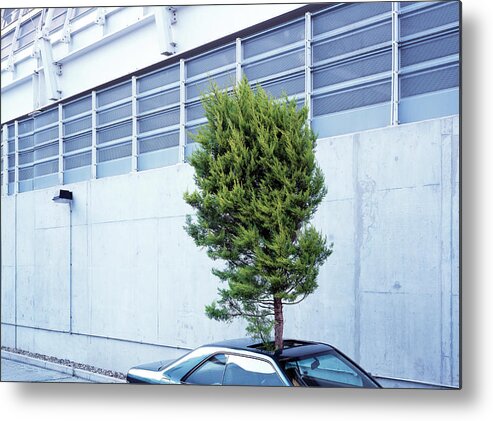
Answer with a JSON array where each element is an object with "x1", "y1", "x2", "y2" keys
[
  {"x1": 63, "y1": 96, "x2": 92, "y2": 119},
  {"x1": 34, "y1": 127, "x2": 58, "y2": 145},
  {"x1": 64, "y1": 151, "x2": 92, "y2": 170},
  {"x1": 138, "y1": 89, "x2": 180, "y2": 114},
  {"x1": 16, "y1": 14, "x2": 41, "y2": 49},
  {"x1": 64, "y1": 116, "x2": 92, "y2": 136},
  {"x1": 19, "y1": 166, "x2": 34, "y2": 181},
  {"x1": 313, "y1": 52, "x2": 392, "y2": 89},
  {"x1": 187, "y1": 45, "x2": 235, "y2": 78},
  {"x1": 97, "y1": 141, "x2": 132, "y2": 163},
  {"x1": 313, "y1": 3, "x2": 391, "y2": 36},
  {"x1": 186, "y1": 102, "x2": 205, "y2": 122},
  {"x1": 400, "y1": 65, "x2": 459, "y2": 98},
  {"x1": 18, "y1": 135, "x2": 34, "y2": 151},
  {"x1": 34, "y1": 108, "x2": 58, "y2": 129},
  {"x1": 401, "y1": 32, "x2": 459, "y2": 67},
  {"x1": 186, "y1": 124, "x2": 206, "y2": 144},
  {"x1": 97, "y1": 121, "x2": 132, "y2": 144},
  {"x1": 399, "y1": 2, "x2": 425, "y2": 10},
  {"x1": 97, "y1": 102, "x2": 132, "y2": 126},
  {"x1": 244, "y1": 21, "x2": 304, "y2": 60},
  {"x1": 137, "y1": 65, "x2": 179, "y2": 94},
  {"x1": 138, "y1": 108, "x2": 180, "y2": 134},
  {"x1": 34, "y1": 142, "x2": 59, "y2": 160},
  {"x1": 1, "y1": 30, "x2": 14, "y2": 61},
  {"x1": 244, "y1": 48, "x2": 304, "y2": 82},
  {"x1": 313, "y1": 23, "x2": 392, "y2": 64},
  {"x1": 49, "y1": 8, "x2": 68, "y2": 33},
  {"x1": 186, "y1": 71, "x2": 236, "y2": 101},
  {"x1": 64, "y1": 132, "x2": 92, "y2": 153},
  {"x1": 34, "y1": 159, "x2": 58, "y2": 177},
  {"x1": 19, "y1": 151, "x2": 34, "y2": 165},
  {"x1": 18, "y1": 119, "x2": 33, "y2": 135},
  {"x1": 139, "y1": 131, "x2": 180, "y2": 154},
  {"x1": 258, "y1": 73, "x2": 305, "y2": 98},
  {"x1": 400, "y1": 3, "x2": 459, "y2": 37},
  {"x1": 313, "y1": 81, "x2": 391, "y2": 116},
  {"x1": 97, "y1": 81, "x2": 132, "y2": 107}
]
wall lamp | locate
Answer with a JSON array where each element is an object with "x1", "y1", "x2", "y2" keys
[{"x1": 52, "y1": 189, "x2": 73, "y2": 204}]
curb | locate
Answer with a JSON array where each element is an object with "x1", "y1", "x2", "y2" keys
[{"x1": 1, "y1": 351, "x2": 127, "y2": 383}]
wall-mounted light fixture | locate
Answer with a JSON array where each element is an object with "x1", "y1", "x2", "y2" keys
[{"x1": 52, "y1": 189, "x2": 73, "y2": 204}]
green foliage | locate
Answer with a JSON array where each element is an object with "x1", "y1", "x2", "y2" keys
[{"x1": 184, "y1": 77, "x2": 332, "y2": 348}]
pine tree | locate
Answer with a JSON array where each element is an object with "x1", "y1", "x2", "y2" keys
[{"x1": 184, "y1": 77, "x2": 332, "y2": 350}]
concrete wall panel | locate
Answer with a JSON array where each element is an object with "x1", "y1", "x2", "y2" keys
[
  {"x1": 1, "y1": 196, "x2": 15, "y2": 266},
  {"x1": 88, "y1": 219, "x2": 159, "y2": 341},
  {"x1": 359, "y1": 291, "x2": 442, "y2": 384},
  {"x1": 15, "y1": 264, "x2": 36, "y2": 325},
  {"x1": 32, "y1": 227, "x2": 70, "y2": 330},
  {"x1": 359, "y1": 187, "x2": 441, "y2": 296},
  {"x1": 156, "y1": 215, "x2": 246, "y2": 348},
  {"x1": 1, "y1": 324, "x2": 15, "y2": 348},
  {"x1": 316, "y1": 134, "x2": 354, "y2": 201},
  {"x1": 1, "y1": 266, "x2": 15, "y2": 324},
  {"x1": 357, "y1": 120, "x2": 442, "y2": 190}
]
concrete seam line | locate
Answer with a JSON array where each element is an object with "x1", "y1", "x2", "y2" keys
[{"x1": 2, "y1": 351, "x2": 125, "y2": 383}]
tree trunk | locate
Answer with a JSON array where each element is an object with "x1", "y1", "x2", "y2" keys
[{"x1": 274, "y1": 297, "x2": 284, "y2": 350}]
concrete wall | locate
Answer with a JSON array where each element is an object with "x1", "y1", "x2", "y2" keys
[{"x1": 0, "y1": 115, "x2": 460, "y2": 387}]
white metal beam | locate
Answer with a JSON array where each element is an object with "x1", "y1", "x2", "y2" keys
[
  {"x1": 61, "y1": 8, "x2": 75, "y2": 43},
  {"x1": 391, "y1": 2, "x2": 399, "y2": 126},
  {"x1": 154, "y1": 6, "x2": 177, "y2": 56},
  {"x1": 1, "y1": 124, "x2": 8, "y2": 195},
  {"x1": 37, "y1": 8, "x2": 62, "y2": 101},
  {"x1": 6, "y1": 10, "x2": 23, "y2": 72}
]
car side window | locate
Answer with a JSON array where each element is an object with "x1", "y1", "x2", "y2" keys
[
  {"x1": 285, "y1": 352, "x2": 365, "y2": 387},
  {"x1": 222, "y1": 355, "x2": 285, "y2": 386},
  {"x1": 184, "y1": 354, "x2": 227, "y2": 385}
]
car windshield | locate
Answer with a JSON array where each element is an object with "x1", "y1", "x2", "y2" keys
[{"x1": 283, "y1": 350, "x2": 376, "y2": 388}]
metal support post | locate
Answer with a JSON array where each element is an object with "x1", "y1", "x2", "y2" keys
[
  {"x1": 236, "y1": 38, "x2": 242, "y2": 84},
  {"x1": 37, "y1": 8, "x2": 61, "y2": 101},
  {"x1": 61, "y1": 8, "x2": 75, "y2": 43},
  {"x1": 58, "y1": 104, "x2": 64, "y2": 185},
  {"x1": 154, "y1": 6, "x2": 177, "y2": 56},
  {"x1": 391, "y1": 2, "x2": 400, "y2": 126},
  {"x1": 179, "y1": 59, "x2": 186, "y2": 163},
  {"x1": 1, "y1": 124, "x2": 8, "y2": 195},
  {"x1": 13, "y1": 121, "x2": 19, "y2": 195},
  {"x1": 6, "y1": 10, "x2": 23, "y2": 72},
  {"x1": 91, "y1": 91, "x2": 97, "y2": 179},
  {"x1": 131, "y1": 76, "x2": 138, "y2": 172},
  {"x1": 304, "y1": 12, "x2": 313, "y2": 125},
  {"x1": 95, "y1": 8, "x2": 107, "y2": 26}
]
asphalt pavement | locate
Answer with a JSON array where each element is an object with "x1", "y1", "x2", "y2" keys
[{"x1": 1, "y1": 357, "x2": 90, "y2": 383}]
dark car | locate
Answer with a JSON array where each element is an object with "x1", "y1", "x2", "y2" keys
[{"x1": 127, "y1": 338, "x2": 381, "y2": 388}]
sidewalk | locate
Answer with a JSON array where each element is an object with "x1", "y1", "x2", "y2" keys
[{"x1": 1, "y1": 349, "x2": 126, "y2": 383}]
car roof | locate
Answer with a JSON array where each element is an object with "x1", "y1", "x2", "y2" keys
[{"x1": 202, "y1": 338, "x2": 334, "y2": 361}]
